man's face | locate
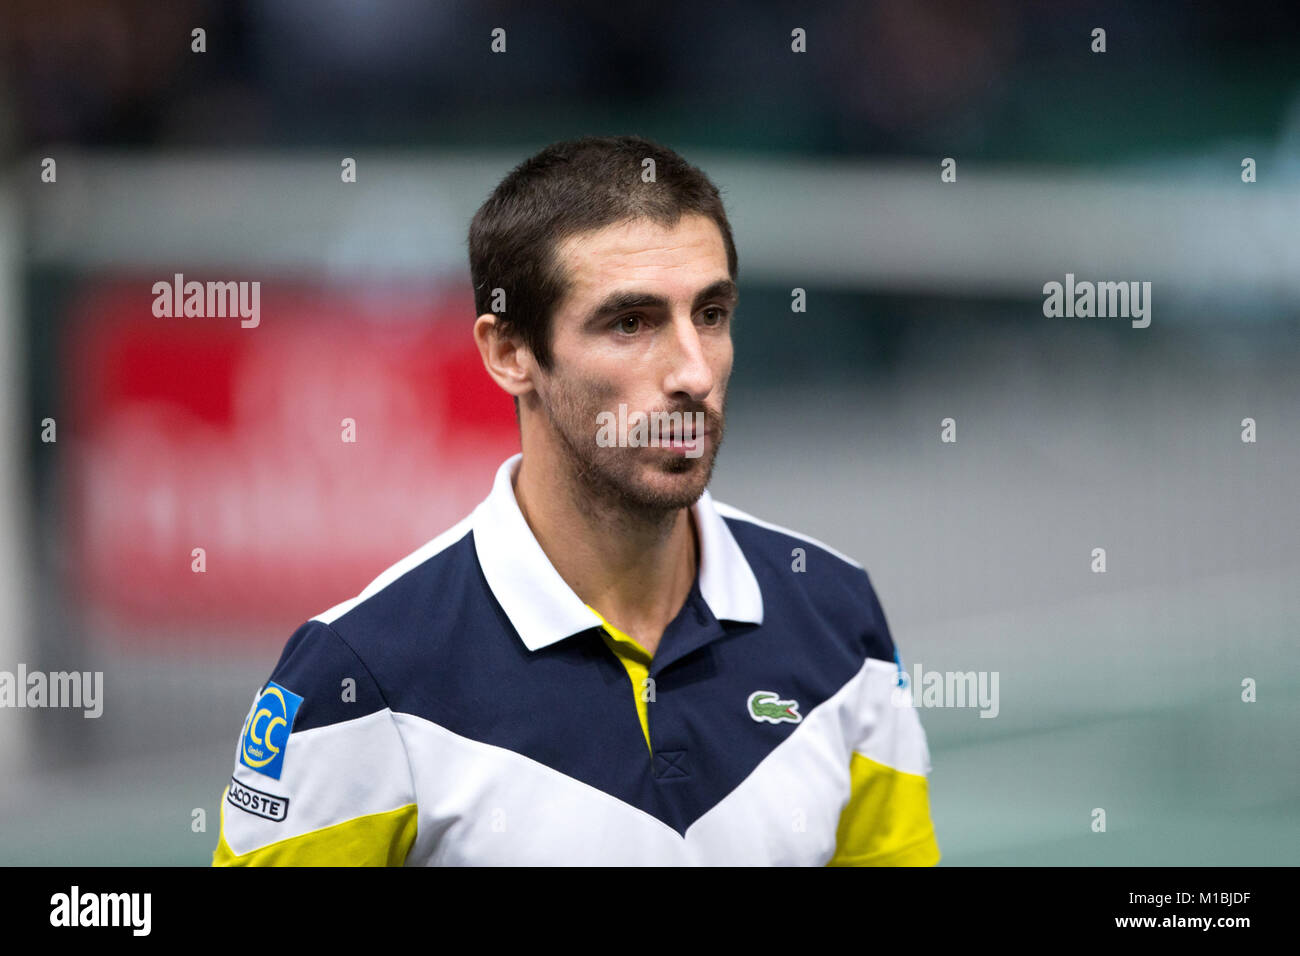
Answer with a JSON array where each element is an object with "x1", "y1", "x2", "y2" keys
[{"x1": 531, "y1": 213, "x2": 735, "y2": 515}]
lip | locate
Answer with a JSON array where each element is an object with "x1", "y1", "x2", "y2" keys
[
  {"x1": 659, "y1": 427, "x2": 709, "y2": 442},
  {"x1": 660, "y1": 430, "x2": 710, "y2": 453}
]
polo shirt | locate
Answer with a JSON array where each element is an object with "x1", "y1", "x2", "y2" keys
[{"x1": 213, "y1": 453, "x2": 940, "y2": 866}]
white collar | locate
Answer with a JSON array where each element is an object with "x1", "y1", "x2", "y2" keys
[{"x1": 471, "y1": 453, "x2": 764, "y2": 651}]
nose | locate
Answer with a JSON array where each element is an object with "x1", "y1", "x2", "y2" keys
[{"x1": 661, "y1": 313, "x2": 715, "y2": 403}]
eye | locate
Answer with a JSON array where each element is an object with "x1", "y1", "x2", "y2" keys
[
  {"x1": 700, "y1": 306, "x2": 729, "y2": 326},
  {"x1": 615, "y1": 314, "x2": 642, "y2": 334}
]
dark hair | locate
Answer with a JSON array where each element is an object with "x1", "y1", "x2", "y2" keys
[{"x1": 468, "y1": 135, "x2": 738, "y2": 371}]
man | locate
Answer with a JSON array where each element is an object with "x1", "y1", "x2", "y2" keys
[{"x1": 213, "y1": 135, "x2": 940, "y2": 865}]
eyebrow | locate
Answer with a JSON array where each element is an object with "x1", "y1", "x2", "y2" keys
[{"x1": 584, "y1": 278, "x2": 739, "y2": 325}]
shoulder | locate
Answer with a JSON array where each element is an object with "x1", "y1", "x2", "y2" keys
[
  {"x1": 710, "y1": 497, "x2": 898, "y2": 666},
  {"x1": 311, "y1": 510, "x2": 478, "y2": 631},
  {"x1": 266, "y1": 510, "x2": 482, "y2": 722},
  {"x1": 258, "y1": 618, "x2": 388, "y2": 734},
  {"x1": 712, "y1": 499, "x2": 865, "y2": 572}
]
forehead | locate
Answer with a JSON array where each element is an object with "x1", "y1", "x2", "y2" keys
[{"x1": 553, "y1": 214, "x2": 728, "y2": 305}]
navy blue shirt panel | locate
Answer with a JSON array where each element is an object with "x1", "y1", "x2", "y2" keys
[{"x1": 264, "y1": 620, "x2": 389, "y2": 732}]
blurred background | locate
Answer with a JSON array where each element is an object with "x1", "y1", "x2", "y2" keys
[{"x1": 0, "y1": 0, "x2": 1296, "y2": 864}]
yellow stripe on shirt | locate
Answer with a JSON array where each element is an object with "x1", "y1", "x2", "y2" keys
[
  {"x1": 586, "y1": 605, "x2": 654, "y2": 754},
  {"x1": 827, "y1": 751, "x2": 940, "y2": 866},
  {"x1": 212, "y1": 789, "x2": 418, "y2": 866}
]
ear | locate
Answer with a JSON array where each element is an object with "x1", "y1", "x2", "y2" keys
[{"x1": 474, "y1": 314, "x2": 536, "y2": 398}]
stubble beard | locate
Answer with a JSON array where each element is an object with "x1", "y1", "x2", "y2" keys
[{"x1": 540, "y1": 375, "x2": 727, "y2": 524}]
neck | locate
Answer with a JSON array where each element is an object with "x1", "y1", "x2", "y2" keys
[{"x1": 512, "y1": 448, "x2": 698, "y2": 653}]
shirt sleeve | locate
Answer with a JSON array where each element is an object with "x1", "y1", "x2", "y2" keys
[
  {"x1": 826, "y1": 576, "x2": 940, "y2": 867},
  {"x1": 212, "y1": 620, "x2": 418, "y2": 866}
]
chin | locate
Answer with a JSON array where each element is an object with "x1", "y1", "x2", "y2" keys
[
  {"x1": 623, "y1": 457, "x2": 713, "y2": 510},
  {"x1": 569, "y1": 442, "x2": 719, "y2": 514}
]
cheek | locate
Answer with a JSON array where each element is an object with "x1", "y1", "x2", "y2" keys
[
  {"x1": 551, "y1": 368, "x2": 622, "y2": 419},
  {"x1": 712, "y1": 340, "x2": 734, "y2": 383},
  {"x1": 575, "y1": 369, "x2": 625, "y2": 410}
]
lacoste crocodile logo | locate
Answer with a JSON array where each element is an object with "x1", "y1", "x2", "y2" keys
[{"x1": 747, "y1": 690, "x2": 803, "y2": 724}]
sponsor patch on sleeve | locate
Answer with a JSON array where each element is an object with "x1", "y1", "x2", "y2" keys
[
  {"x1": 239, "y1": 680, "x2": 303, "y2": 780},
  {"x1": 227, "y1": 776, "x2": 290, "y2": 822}
]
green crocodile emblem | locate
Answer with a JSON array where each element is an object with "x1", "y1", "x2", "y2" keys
[{"x1": 747, "y1": 690, "x2": 802, "y2": 724}]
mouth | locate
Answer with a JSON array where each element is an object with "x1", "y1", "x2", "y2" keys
[
  {"x1": 594, "y1": 404, "x2": 718, "y2": 457},
  {"x1": 660, "y1": 429, "x2": 710, "y2": 456},
  {"x1": 660, "y1": 426, "x2": 708, "y2": 442}
]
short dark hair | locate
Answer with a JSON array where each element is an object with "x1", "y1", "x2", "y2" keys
[{"x1": 468, "y1": 135, "x2": 738, "y2": 371}]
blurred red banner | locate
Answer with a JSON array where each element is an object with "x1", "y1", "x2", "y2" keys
[{"x1": 65, "y1": 279, "x2": 519, "y2": 634}]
